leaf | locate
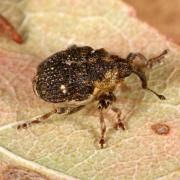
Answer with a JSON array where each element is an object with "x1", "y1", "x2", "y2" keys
[{"x1": 0, "y1": 0, "x2": 180, "y2": 179}]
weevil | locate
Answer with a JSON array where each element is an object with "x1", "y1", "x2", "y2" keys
[{"x1": 17, "y1": 45, "x2": 168, "y2": 148}]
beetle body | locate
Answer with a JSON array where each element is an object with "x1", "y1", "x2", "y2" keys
[{"x1": 33, "y1": 45, "x2": 132, "y2": 105}]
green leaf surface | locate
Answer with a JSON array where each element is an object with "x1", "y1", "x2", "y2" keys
[{"x1": 0, "y1": 0, "x2": 180, "y2": 179}]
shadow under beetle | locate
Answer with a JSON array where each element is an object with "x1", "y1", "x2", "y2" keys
[{"x1": 17, "y1": 45, "x2": 168, "y2": 148}]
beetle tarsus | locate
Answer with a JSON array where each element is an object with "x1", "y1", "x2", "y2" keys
[
  {"x1": 99, "y1": 138, "x2": 105, "y2": 149},
  {"x1": 114, "y1": 120, "x2": 125, "y2": 130}
]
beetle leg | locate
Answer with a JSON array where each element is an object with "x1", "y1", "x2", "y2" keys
[
  {"x1": 98, "y1": 107, "x2": 106, "y2": 149},
  {"x1": 17, "y1": 109, "x2": 57, "y2": 129},
  {"x1": 17, "y1": 105, "x2": 84, "y2": 129},
  {"x1": 110, "y1": 107, "x2": 125, "y2": 130},
  {"x1": 97, "y1": 92, "x2": 116, "y2": 148},
  {"x1": 133, "y1": 68, "x2": 166, "y2": 100},
  {"x1": 67, "y1": 105, "x2": 85, "y2": 114}
]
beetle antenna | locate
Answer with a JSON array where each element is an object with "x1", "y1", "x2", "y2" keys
[
  {"x1": 133, "y1": 68, "x2": 166, "y2": 100},
  {"x1": 126, "y1": 49, "x2": 169, "y2": 69},
  {"x1": 147, "y1": 49, "x2": 169, "y2": 68}
]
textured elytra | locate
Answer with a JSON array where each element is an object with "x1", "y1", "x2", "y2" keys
[{"x1": 35, "y1": 45, "x2": 132, "y2": 103}]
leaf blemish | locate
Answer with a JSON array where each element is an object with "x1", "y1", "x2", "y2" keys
[
  {"x1": 2, "y1": 166, "x2": 48, "y2": 180},
  {"x1": 0, "y1": 14, "x2": 23, "y2": 44},
  {"x1": 151, "y1": 123, "x2": 170, "y2": 135}
]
